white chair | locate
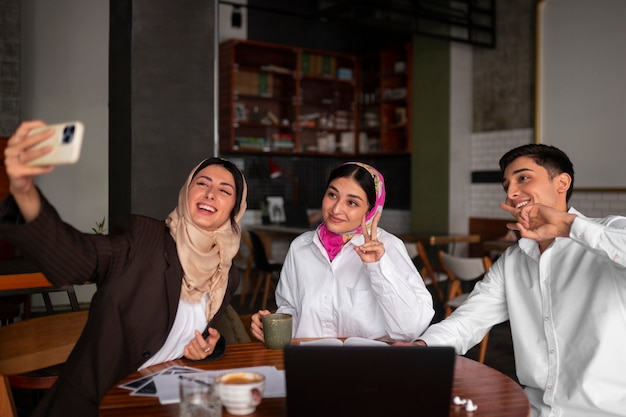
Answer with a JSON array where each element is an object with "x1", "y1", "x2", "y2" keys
[
  {"x1": 438, "y1": 250, "x2": 492, "y2": 363},
  {"x1": 404, "y1": 242, "x2": 448, "y2": 303}
]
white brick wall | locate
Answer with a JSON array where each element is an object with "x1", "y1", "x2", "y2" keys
[
  {"x1": 569, "y1": 192, "x2": 626, "y2": 218},
  {"x1": 471, "y1": 129, "x2": 533, "y2": 171},
  {"x1": 470, "y1": 129, "x2": 626, "y2": 219}
]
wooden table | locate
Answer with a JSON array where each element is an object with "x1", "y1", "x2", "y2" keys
[
  {"x1": 0, "y1": 259, "x2": 81, "y2": 313},
  {"x1": 100, "y1": 341, "x2": 530, "y2": 417},
  {"x1": 0, "y1": 310, "x2": 88, "y2": 417},
  {"x1": 248, "y1": 225, "x2": 310, "y2": 259}
]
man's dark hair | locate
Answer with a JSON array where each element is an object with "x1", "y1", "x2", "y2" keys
[{"x1": 499, "y1": 144, "x2": 575, "y2": 202}]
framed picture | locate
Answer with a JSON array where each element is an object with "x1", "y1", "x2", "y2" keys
[
  {"x1": 234, "y1": 103, "x2": 247, "y2": 121},
  {"x1": 266, "y1": 196, "x2": 286, "y2": 224}
]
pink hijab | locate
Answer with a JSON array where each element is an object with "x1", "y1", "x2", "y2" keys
[{"x1": 317, "y1": 162, "x2": 386, "y2": 261}]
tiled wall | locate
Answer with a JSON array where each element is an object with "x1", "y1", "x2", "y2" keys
[
  {"x1": 569, "y1": 192, "x2": 626, "y2": 218},
  {"x1": 470, "y1": 129, "x2": 626, "y2": 219}
]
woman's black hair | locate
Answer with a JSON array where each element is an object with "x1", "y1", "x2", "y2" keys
[
  {"x1": 326, "y1": 164, "x2": 376, "y2": 211},
  {"x1": 192, "y1": 157, "x2": 245, "y2": 232}
]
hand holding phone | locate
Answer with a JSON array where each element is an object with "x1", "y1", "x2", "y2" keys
[{"x1": 26, "y1": 121, "x2": 84, "y2": 166}]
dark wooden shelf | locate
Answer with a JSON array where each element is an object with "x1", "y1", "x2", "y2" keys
[
  {"x1": 235, "y1": 94, "x2": 293, "y2": 103},
  {"x1": 219, "y1": 39, "x2": 410, "y2": 156}
]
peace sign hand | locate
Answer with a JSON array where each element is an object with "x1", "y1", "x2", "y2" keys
[{"x1": 354, "y1": 211, "x2": 385, "y2": 263}]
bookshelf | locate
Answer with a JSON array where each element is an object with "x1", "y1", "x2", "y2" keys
[
  {"x1": 219, "y1": 39, "x2": 410, "y2": 156},
  {"x1": 359, "y1": 43, "x2": 412, "y2": 154},
  {"x1": 219, "y1": 40, "x2": 298, "y2": 153}
]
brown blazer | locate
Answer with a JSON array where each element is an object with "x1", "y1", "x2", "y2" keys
[{"x1": 0, "y1": 192, "x2": 239, "y2": 417}]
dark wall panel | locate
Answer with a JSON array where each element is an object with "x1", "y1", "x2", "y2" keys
[{"x1": 109, "y1": 0, "x2": 217, "y2": 225}]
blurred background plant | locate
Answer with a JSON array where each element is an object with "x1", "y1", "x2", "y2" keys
[{"x1": 92, "y1": 217, "x2": 106, "y2": 234}]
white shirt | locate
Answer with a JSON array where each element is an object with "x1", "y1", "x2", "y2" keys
[
  {"x1": 275, "y1": 227, "x2": 434, "y2": 341},
  {"x1": 420, "y1": 208, "x2": 626, "y2": 417},
  {"x1": 139, "y1": 295, "x2": 208, "y2": 370}
]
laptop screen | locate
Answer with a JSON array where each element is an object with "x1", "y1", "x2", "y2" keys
[{"x1": 283, "y1": 345, "x2": 455, "y2": 417}]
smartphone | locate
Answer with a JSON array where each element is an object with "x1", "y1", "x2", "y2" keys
[{"x1": 26, "y1": 121, "x2": 84, "y2": 166}]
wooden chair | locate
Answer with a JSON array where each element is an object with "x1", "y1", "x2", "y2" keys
[
  {"x1": 0, "y1": 297, "x2": 22, "y2": 326},
  {"x1": 247, "y1": 230, "x2": 283, "y2": 310},
  {"x1": 415, "y1": 241, "x2": 448, "y2": 303},
  {"x1": 438, "y1": 250, "x2": 492, "y2": 363},
  {"x1": 212, "y1": 304, "x2": 251, "y2": 344},
  {"x1": 238, "y1": 313, "x2": 255, "y2": 341},
  {"x1": 237, "y1": 231, "x2": 256, "y2": 306},
  {"x1": 404, "y1": 241, "x2": 446, "y2": 303}
]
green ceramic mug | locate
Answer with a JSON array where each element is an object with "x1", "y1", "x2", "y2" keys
[{"x1": 262, "y1": 313, "x2": 293, "y2": 349}]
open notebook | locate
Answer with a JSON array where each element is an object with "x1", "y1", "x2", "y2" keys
[
  {"x1": 284, "y1": 344, "x2": 455, "y2": 417},
  {"x1": 298, "y1": 336, "x2": 389, "y2": 347}
]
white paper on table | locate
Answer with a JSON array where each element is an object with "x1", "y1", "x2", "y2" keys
[
  {"x1": 299, "y1": 337, "x2": 389, "y2": 347},
  {"x1": 152, "y1": 365, "x2": 286, "y2": 405},
  {"x1": 121, "y1": 365, "x2": 202, "y2": 397}
]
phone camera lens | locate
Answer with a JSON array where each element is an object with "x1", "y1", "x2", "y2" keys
[{"x1": 62, "y1": 125, "x2": 75, "y2": 144}]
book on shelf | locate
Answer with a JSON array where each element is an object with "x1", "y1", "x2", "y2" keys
[
  {"x1": 234, "y1": 70, "x2": 274, "y2": 97},
  {"x1": 298, "y1": 112, "x2": 321, "y2": 120},
  {"x1": 337, "y1": 67, "x2": 353, "y2": 80},
  {"x1": 260, "y1": 64, "x2": 293, "y2": 75},
  {"x1": 235, "y1": 136, "x2": 269, "y2": 151},
  {"x1": 321, "y1": 55, "x2": 336, "y2": 77},
  {"x1": 298, "y1": 337, "x2": 390, "y2": 347},
  {"x1": 301, "y1": 53, "x2": 311, "y2": 75},
  {"x1": 301, "y1": 53, "x2": 338, "y2": 77},
  {"x1": 272, "y1": 141, "x2": 295, "y2": 151},
  {"x1": 258, "y1": 73, "x2": 273, "y2": 97},
  {"x1": 272, "y1": 133, "x2": 294, "y2": 150}
]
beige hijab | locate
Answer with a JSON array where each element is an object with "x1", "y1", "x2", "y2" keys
[{"x1": 165, "y1": 158, "x2": 247, "y2": 322}]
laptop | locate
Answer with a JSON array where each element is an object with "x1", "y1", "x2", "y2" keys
[{"x1": 283, "y1": 344, "x2": 456, "y2": 417}]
